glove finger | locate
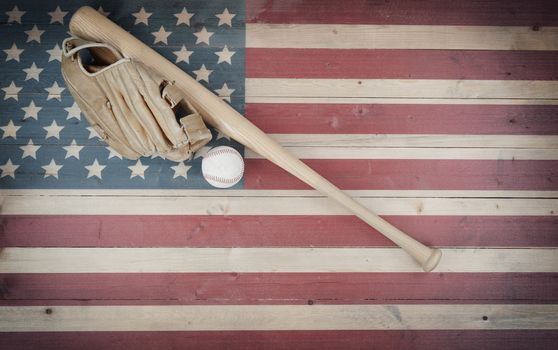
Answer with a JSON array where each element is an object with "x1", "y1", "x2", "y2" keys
[{"x1": 135, "y1": 66, "x2": 189, "y2": 148}]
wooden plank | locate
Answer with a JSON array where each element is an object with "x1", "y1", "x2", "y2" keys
[
  {"x1": 1, "y1": 304, "x2": 557, "y2": 331},
  {"x1": 246, "y1": 78, "x2": 558, "y2": 99},
  {"x1": 245, "y1": 159, "x2": 558, "y2": 190},
  {"x1": 246, "y1": 24, "x2": 558, "y2": 50},
  {"x1": 1, "y1": 248, "x2": 557, "y2": 273},
  {"x1": 8, "y1": 134, "x2": 558, "y2": 149},
  {"x1": 245, "y1": 104, "x2": 558, "y2": 135},
  {"x1": 2, "y1": 189, "x2": 557, "y2": 198},
  {"x1": 246, "y1": 0, "x2": 558, "y2": 26},
  {"x1": 2, "y1": 330, "x2": 557, "y2": 350},
  {"x1": 246, "y1": 49, "x2": 558, "y2": 80},
  {"x1": 1, "y1": 194, "x2": 556, "y2": 216},
  {"x1": 246, "y1": 97, "x2": 558, "y2": 105},
  {"x1": 3, "y1": 144, "x2": 558, "y2": 160},
  {"x1": 2, "y1": 273, "x2": 556, "y2": 305},
  {"x1": 245, "y1": 147, "x2": 558, "y2": 160},
  {"x1": 268, "y1": 134, "x2": 558, "y2": 149},
  {"x1": 2, "y1": 214, "x2": 557, "y2": 248}
]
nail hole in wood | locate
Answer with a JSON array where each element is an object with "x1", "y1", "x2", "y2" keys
[
  {"x1": 45, "y1": 308, "x2": 53, "y2": 315},
  {"x1": 482, "y1": 315, "x2": 488, "y2": 321}
]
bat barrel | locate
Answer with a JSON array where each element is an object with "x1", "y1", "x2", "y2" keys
[{"x1": 69, "y1": 6, "x2": 441, "y2": 272}]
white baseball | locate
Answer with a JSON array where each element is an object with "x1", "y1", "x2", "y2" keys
[{"x1": 202, "y1": 146, "x2": 244, "y2": 188}]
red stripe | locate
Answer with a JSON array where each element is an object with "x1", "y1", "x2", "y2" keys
[
  {"x1": 245, "y1": 104, "x2": 558, "y2": 135},
  {"x1": 247, "y1": 0, "x2": 558, "y2": 25},
  {"x1": 3, "y1": 215, "x2": 557, "y2": 248},
  {"x1": 246, "y1": 49, "x2": 558, "y2": 80},
  {"x1": 245, "y1": 159, "x2": 558, "y2": 190},
  {"x1": 1, "y1": 273, "x2": 556, "y2": 305},
  {"x1": 2, "y1": 330, "x2": 558, "y2": 350}
]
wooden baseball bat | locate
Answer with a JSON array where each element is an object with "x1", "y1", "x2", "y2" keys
[{"x1": 69, "y1": 6, "x2": 442, "y2": 272}]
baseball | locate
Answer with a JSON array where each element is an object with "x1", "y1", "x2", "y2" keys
[{"x1": 201, "y1": 146, "x2": 244, "y2": 188}]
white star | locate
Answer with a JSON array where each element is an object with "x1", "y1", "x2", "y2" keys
[
  {"x1": 22, "y1": 100, "x2": 42, "y2": 120},
  {"x1": 48, "y1": 6, "x2": 67, "y2": 24},
  {"x1": 2, "y1": 81, "x2": 22, "y2": 101},
  {"x1": 193, "y1": 27, "x2": 214, "y2": 45},
  {"x1": 216, "y1": 130, "x2": 231, "y2": 141},
  {"x1": 85, "y1": 159, "x2": 106, "y2": 179},
  {"x1": 132, "y1": 7, "x2": 152, "y2": 25},
  {"x1": 97, "y1": 6, "x2": 110, "y2": 17},
  {"x1": 0, "y1": 159, "x2": 19, "y2": 179},
  {"x1": 193, "y1": 64, "x2": 213, "y2": 83},
  {"x1": 87, "y1": 126, "x2": 101, "y2": 140},
  {"x1": 174, "y1": 8, "x2": 194, "y2": 26},
  {"x1": 171, "y1": 162, "x2": 192, "y2": 179},
  {"x1": 193, "y1": 146, "x2": 211, "y2": 159},
  {"x1": 107, "y1": 146, "x2": 123, "y2": 159},
  {"x1": 25, "y1": 25, "x2": 45, "y2": 43},
  {"x1": 20, "y1": 139, "x2": 40, "y2": 159},
  {"x1": 44, "y1": 120, "x2": 64, "y2": 139},
  {"x1": 173, "y1": 45, "x2": 193, "y2": 64},
  {"x1": 4, "y1": 43, "x2": 24, "y2": 62},
  {"x1": 45, "y1": 81, "x2": 65, "y2": 101},
  {"x1": 64, "y1": 102, "x2": 81, "y2": 120},
  {"x1": 152, "y1": 26, "x2": 172, "y2": 44},
  {"x1": 6, "y1": 6, "x2": 25, "y2": 24},
  {"x1": 23, "y1": 62, "x2": 43, "y2": 81},
  {"x1": 46, "y1": 44, "x2": 63, "y2": 62},
  {"x1": 216, "y1": 8, "x2": 236, "y2": 27},
  {"x1": 1, "y1": 120, "x2": 20, "y2": 139},
  {"x1": 42, "y1": 159, "x2": 63, "y2": 179},
  {"x1": 215, "y1": 45, "x2": 235, "y2": 64},
  {"x1": 214, "y1": 83, "x2": 235, "y2": 102},
  {"x1": 128, "y1": 159, "x2": 149, "y2": 179},
  {"x1": 63, "y1": 140, "x2": 84, "y2": 159}
]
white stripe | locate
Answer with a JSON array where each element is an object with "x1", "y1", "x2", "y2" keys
[
  {"x1": 247, "y1": 97, "x2": 558, "y2": 105},
  {"x1": 1, "y1": 194, "x2": 556, "y2": 215},
  {"x1": 2, "y1": 189, "x2": 556, "y2": 198},
  {"x1": 269, "y1": 134, "x2": 558, "y2": 149},
  {"x1": 246, "y1": 24, "x2": 558, "y2": 50},
  {"x1": 246, "y1": 78, "x2": 558, "y2": 100},
  {"x1": 1, "y1": 304, "x2": 557, "y2": 331},
  {"x1": 245, "y1": 147, "x2": 558, "y2": 160},
  {"x1": 1, "y1": 248, "x2": 557, "y2": 273}
]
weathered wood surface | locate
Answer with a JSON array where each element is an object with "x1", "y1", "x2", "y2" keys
[{"x1": 1, "y1": 0, "x2": 558, "y2": 349}]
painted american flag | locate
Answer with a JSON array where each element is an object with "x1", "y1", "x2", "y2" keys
[{"x1": 1, "y1": 0, "x2": 558, "y2": 349}]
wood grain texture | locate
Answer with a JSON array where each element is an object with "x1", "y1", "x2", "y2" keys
[
  {"x1": 1, "y1": 304, "x2": 557, "y2": 331},
  {"x1": 1, "y1": 191, "x2": 556, "y2": 215},
  {"x1": 246, "y1": 78, "x2": 558, "y2": 99},
  {"x1": 2, "y1": 273, "x2": 557, "y2": 305},
  {"x1": 246, "y1": 97, "x2": 558, "y2": 105},
  {"x1": 1, "y1": 248, "x2": 557, "y2": 273},
  {"x1": 245, "y1": 147, "x2": 558, "y2": 160},
  {"x1": 2, "y1": 214, "x2": 557, "y2": 247},
  {"x1": 245, "y1": 103, "x2": 558, "y2": 135},
  {"x1": 2, "y1": 330, "x2": 558, "y2": 350},
  {"x1": 245, "y1": 159, "x2": 558, "y2": 190},
  {"x1": 246, "y1": 24, "x2": 558, "y2": 50},
  {"x1": 246, "y1": 0, "x2": 558, "y2": 26},
  {"x1": 268, "y1": 134, "x2": 558, "y2": 149},
  {"x1": 246, "y1": 49, "x2": 558, "y2": 80}
]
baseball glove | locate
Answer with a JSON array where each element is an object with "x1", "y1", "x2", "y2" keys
[{"x1": 61, "y1": 36, "x2": 212, "y2": 161}]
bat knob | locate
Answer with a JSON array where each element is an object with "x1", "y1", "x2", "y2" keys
[{"x1": 422, "y1": 248, "x2": 442, "y2": 272}]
